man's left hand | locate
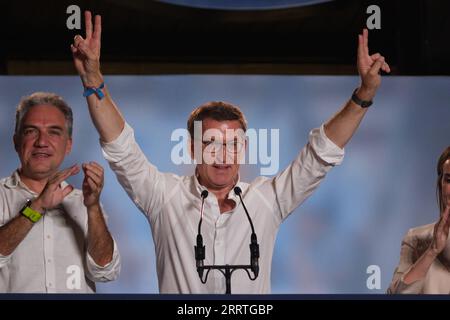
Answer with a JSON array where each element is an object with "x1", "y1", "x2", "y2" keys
[
  {"x1": 357, "y1": 28, "x2": 391, "y2": 101},
  {"x1": 82, "y1": 161, "x2": 104, "y2": 208}
]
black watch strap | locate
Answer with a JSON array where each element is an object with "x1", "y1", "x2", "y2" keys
[{"x1": 351, "y1": 88, "x2": 373, "y2": 108}]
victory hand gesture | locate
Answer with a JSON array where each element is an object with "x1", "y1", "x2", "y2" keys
[
  {"x1": 71, "y1": 11, "x2": 102, "y2": 87},
  {"x1": 357, "y1": 29, "x2": 390, "y2": 100}
]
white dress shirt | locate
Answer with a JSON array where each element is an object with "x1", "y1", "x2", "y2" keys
[
  {"x1": 101, "y1": 122, "x2": 344, "y2": 293},
  {"x1": 0, "y1": 171, "x2": 121, "y2": 293}
]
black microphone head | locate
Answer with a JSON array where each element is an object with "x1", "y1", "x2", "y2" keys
[
  {"x1": 252, "y1": 260, "x2": 259, "y2": 278},
  {"x1": 234, "y1": 186, "x2": 242, "y2": 196},
  {"x1": 196, "y1": 234, "x2": 203, "y2": 246},
  {"x1": 250, "y1": 241, "x2": 260, "y2": 278},
  {"x1": 201, "y1": 190, "x2": 209, "y2": 199}
]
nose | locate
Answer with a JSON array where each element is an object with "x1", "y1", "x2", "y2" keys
[
  {"x1": 221, "y1": 145, "x2": 228, "y2": 162},
  {"x1": 34, "y1": 131, "x2": 49, "y2": 147},
  {"x1": 219, "y1": 145, "x2": 237, "y2": 165}
]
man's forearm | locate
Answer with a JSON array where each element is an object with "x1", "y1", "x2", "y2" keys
[
  {"x1": 86, "y1": 203, "x2": 114, "y2": 266},
  {"x1": 0, "y1": 214, "x2": 34, "y2": 256},
  {"x1": 83, "y1": 71, "x2": 125, "y2": 143},
  {"x1": 324, "y1": 86, "x2": 374, "y2": 149}
]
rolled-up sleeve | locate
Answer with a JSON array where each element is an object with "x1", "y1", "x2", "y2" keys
[
  {"x1": 101, "y1": 123, "x2": 136, "y2": 163},
  {"x1": 0, "y1": 192, "x2": 11, "y2": 269},
  {"x1": 100, "y1": 123, "x2": 166, "y2": 221},
  {"x1": 309, "y1": 124, "x2": 345, "y2": 166},
  {"x1": 86, "y1": 239, "x2": 121, "y2": 282},
  {"x1": 268, "y1": 124, "x2": 344, "y2": 221}
]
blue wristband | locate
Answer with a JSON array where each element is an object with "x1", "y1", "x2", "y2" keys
[{"x1": 83, "y1": 82, "x2": 105, "y2": 99}]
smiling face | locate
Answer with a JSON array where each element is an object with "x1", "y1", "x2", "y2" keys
[
  {"x1": 192, "y1": 118, "x2": 245, "y2": 192},
  {"x1": 14, "y1": 104, "x2": 72, "y2": 180}
]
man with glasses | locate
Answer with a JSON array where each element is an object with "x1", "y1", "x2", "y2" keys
[{"x1": 71, "y1": 11, "x2": 390, "y2": 293}]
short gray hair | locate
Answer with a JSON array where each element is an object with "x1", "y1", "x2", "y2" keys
[{"x1": 15, "y1": 92, "x2": 73, "y2": 137}]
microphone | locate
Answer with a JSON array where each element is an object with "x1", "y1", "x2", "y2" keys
[
  {"x1": 195, "y1": 190, "x2": 208, "y2": 278},
  {"x1": 234, "y1": 186, "x2": 260, "y2": 277}
]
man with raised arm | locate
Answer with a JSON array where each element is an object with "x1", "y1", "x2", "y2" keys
[{"x1": 71, "y1": 11, "x2": 390, "y2": 293}]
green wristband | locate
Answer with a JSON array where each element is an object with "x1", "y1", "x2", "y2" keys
[{"x1": 21, "y1": 200, "x2": 42, "y2": 223}]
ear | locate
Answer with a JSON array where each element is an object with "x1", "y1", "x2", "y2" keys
[
  {"x1": 65, "y1": 137, "x2": 73, "y2": 155},
  {"x1": 13, "y1": 134, "x2": 19, "y2": 153},
  {"x1": 189, "y1": 137, "x2": 195, "y2": 160}
]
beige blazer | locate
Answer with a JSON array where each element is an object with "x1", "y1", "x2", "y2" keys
[{"x1": 388, "y1": 223, "x2": 450, "y2": 294}]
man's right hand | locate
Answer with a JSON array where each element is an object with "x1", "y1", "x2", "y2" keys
[
  {"x1": 71, "y1": 11, "x2": 103, "y2": 88},
  {"x1": 31, "y1": 165, "x2": 80, "y2": 213},
  {"x1": 70, "y1": 10, "x2": 126, "y2": 143}
]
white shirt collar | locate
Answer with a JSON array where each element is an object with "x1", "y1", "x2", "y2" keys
[
  {"x1": 4, "y1": 169, "x2": 70, "y2": 196},
  {"x1": 193, "y1": 167, "x2": 244, "y2": 202}
]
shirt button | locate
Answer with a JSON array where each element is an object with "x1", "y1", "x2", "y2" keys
[
  {"x1": 47, "y1": 259, "x2": 51, "y2": 263},
  {"x1": 46, "y1": 235, "x2": 51, "y2": 239},
  {"x1": 48, "y1": 283, "x2": 52, "y2": 287}
]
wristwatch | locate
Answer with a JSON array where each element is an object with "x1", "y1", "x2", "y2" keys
[
  {"x1": 20, "y1": 200, "x2": 43, "y2": 223},
  {"x1": 351, "y1": 88, "x2": 373, "y2": 108}
]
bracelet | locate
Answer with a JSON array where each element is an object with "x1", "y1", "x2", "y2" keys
[
  {"x1": 83, "y1": 82, "x2": 105, "y2": 99},
  {"x1": 20, "y1": 200, "x2": 43, "y2": 223},
  {"x1": 351, "y1": 88, "x2": 373, "y2": 108}
]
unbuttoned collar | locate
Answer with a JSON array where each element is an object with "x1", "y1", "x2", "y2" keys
[
  {"x1": 4, "y1": 170, "x2": 36, "y2": 195},
  {"x1": 193, "y1": 168, "x2": 244, "y2": 203}
]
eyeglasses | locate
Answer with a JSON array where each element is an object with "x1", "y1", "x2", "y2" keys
[{"x1": 201, "y1": 140, "x2": 245, "y2": 154}]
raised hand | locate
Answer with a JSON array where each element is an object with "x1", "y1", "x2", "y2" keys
[
  {"x1": 71, "y1": 11, "x2": 102, "y2": 87},
  {"x1": 357, "y1": 29, "x2": 390, "y2": 100},
  {"x1": 430, "y1": 206, "x2": 450, "y2": 255},
  {"x1": 82, "y1": 162, "x2": 104, "y2": 208},
  {"x1": 31, "y1": 165, "x2": 80, "y2": 212}
]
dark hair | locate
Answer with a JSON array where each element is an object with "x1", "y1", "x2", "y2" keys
[
  {"x1": 437, "y1": 146, "x2": 450, "y2": 212},
  {"x1": 15, "y1": 92, "x2": 73, "y2": 137},
  {"x1": 187, "y1": 101, "x2": 247, "y2": 138}
]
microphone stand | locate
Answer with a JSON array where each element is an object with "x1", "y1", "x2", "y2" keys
[
  {"x1": 195, "y1": 187, "x2": 259, "y2": 294},
  {"x1": 197, "y1": 263, "x2": 258, "y2": 294}
]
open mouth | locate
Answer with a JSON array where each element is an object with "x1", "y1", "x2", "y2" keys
[
  {"x1": 31, "y1": 152, "x2": 52, "y2": 159},
  {"x1": 212, "y1": 164, "x2": 231, "y2": 170}
]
